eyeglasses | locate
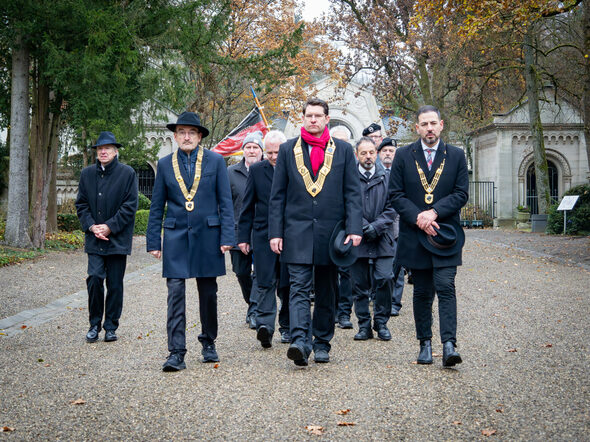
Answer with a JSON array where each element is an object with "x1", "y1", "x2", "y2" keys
[
  {"x1": 176, "y1": 129, "x2": 200, "y2": 137},
  {"x1": 304, "y1": 113, "x2": 326, "y2": 120}
]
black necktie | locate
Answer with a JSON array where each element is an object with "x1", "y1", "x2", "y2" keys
[{"x1": 364, "y1": 170, "x2": 371, "y2": 180}]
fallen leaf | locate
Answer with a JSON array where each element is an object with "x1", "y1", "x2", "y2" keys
[
  {"x1": 386, "y1": 365, "x2": 393, "y2": 368},
  {"x1": 337, "y1": 422, "x2": 356, "y2": 426},
  {"x1": 336, "y1": 409, "x2": 351, "y2": 415},
  {"x1": 0, "y1": 332, "x2": 6, "y2": 336},
  {"x1": 495, "y1": 408, "x2": 503, "y2": 413},
  {"x1": 1, "y1": 426, "x2": 15, "y2": 432},
  {"x1": 37, "y1": 358, "x2": 44, "y2": 362},
  {"x1": 44, "y1": 364, "x2": 50, "y2": 367},
  {"x1": 305, "y1": 425, "x2": 324, "y2": 435},
  {"x1": 70, "y1": 398, "x2": 86, "y2": 405},
  {"x1": 506, "y1": 348, "x2": 517, "y2": 352},
  {"x1": 137, "y1": 335, "x2": 142, "y2": 339},
  {"x1": 482, "y1": 429, "x2": 497, "y2": 436},
  {"x1": 452, "y1": 421, "x2": 462, "y2": 425},
  {"x1": 411, "y1": 361, "x2": 418, "y2": 364},
  {"x1": 543, "y1": 343, "x2": 553, "y2": 348},
  {"x1": 213, "y1": 363, "x2": 219, "y2": 369},
  {"x1": 20, "y1": 325, "x2": 27, "y2": 329},
  {"x1": 432, "y1": 353, "x2": 442, "y2": 358}
]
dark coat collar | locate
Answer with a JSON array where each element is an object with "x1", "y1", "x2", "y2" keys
[{"x1": 95, "y1": 156, "x2": 119, "y2": 174}]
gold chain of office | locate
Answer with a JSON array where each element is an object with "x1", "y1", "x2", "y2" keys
[
  {"x1": 172, "y1": 148, "x2": 204, "y2": 211},
  {"x1": 293, "y1": 137, "x2": 336, "y2": 197},
  {"x1": 415, "y1": 158, "x2": 446, "y2": 204}
]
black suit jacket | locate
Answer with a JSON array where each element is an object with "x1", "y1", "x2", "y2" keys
[
  {"x1": 269, "y1": 136, "x2": 362, "y2": 265},
  {"x1": 388, "y1": 139, "x2": 469, "y2": 269},
  {"x1": 237, "y1": 160, "x2": 278, "y2": 286}
]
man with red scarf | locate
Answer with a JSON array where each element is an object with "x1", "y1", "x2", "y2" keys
[{"x1": 269, "y1": 97, "x2": 362, "y2": 366}]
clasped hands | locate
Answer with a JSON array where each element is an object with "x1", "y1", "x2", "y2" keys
[
  {"x1": 90, "y1": 224, "x2": 111, "y2": 241},
  {"x1": 416, "y1": 209, "x2": 439, "y2": 236}
]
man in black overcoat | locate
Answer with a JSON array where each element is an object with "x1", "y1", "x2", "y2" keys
[
  {"x1": 228, "y1": 131, "x2": 264, "y2": 329},
  {"x1": 237, "y1": 130, "x2": 291, "y2": 348},
  {"x1": 76, "y1": 131, "x2": 138, "y2": 343},
  {"x1": 269, "y1": 97, "x2": 362, "y2": 366},
  {"x1": 388, "y1": 105, "x2": 469, "y2": 367}
]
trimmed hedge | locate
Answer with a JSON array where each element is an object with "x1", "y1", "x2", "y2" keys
[
  {"x1": 547, "y1": 184, "x2": 590, "y2": 235},
  {"x1": 57, "y1": 213, "x2": 82, "y2": 232},
  {"x1": 134, "y1": 209, "x2": 149, "y2": 235},
  {"x1": 138, "y1": 193, "x2": 151, "y2": 210}
]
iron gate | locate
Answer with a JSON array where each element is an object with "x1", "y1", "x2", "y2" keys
[{"x1": 460, "y1": 181, "x2": 496, "y2": 227}]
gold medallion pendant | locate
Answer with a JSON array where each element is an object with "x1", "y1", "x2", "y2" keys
[
  {"x1": 415, "y1": 158, "x2": 445, "y2": 206},
  {"x1": 172, "y1": 148, "x2": 204, "y2": 212},
  {"x1": 293, "y1": 137, "x2": 336, "y2": 197}
]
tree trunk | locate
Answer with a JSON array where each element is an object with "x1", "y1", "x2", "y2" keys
[
  {"x1": 583, "y1": 0, "x2": 590, "y2": 180},
  {"x1": 5, "y1": 36, "x2": 32, "y2": 248},
  {"x1": 29, "y1": 64, "x2": 61, "y2": 248},
  {"x1": 46, "y1": 127, "x2": 59, "y2": 232},
  {"x1": 523, "y1": 28, "x2": 551, "y2": 214}
]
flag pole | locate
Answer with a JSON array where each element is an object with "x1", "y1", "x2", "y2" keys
[{"x1": 250, "y1": 86, "x2": 269, "y2": 129}]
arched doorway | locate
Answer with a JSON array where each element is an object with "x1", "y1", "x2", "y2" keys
[
  {"x1": 136, "y1": 165, "x2": 155, "y2": 200},
  {"x1": 526, "y1": 160, "x2": 559, "y2": 214}
]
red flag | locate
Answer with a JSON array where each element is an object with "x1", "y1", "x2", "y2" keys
[{"x1": 211, "y1": 108, "x2": 268, "y2": 156}]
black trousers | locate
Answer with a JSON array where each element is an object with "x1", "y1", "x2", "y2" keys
[
  {"x1": 166, "y1": 277, "x2": 218, "y2": 356},
  {"x1": 230, "y1": 250, "x2": 255, "y2": 317},
  {"x1": 411, "y1": 266, "x2": 458, "y2": 344},
  {"x1": 288, "y1": 263, "x2": 338, "y2": 357},
  {"x1": 335, "y1": 266, "x2": 353, "y2": 319},
  {"x1": 255, "y1": 259, "x2": 290, "y2": 336},
  {"x1": 87, "y1": 253, "x2": 127, "y2": 331},
  {"x1": 350, "y1": 257, "x2": 393, "y2": 330}
]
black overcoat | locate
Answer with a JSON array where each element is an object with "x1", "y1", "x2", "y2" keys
[
  {"x1": 76, "y1": 157, "x2": 138, "y2": 256},
  {"x1": 388, "y1": 139, "x2": 469, "y2": 269},
  {"x1": 146, "y1": 148, "x2": 234, "y2": 278},
  {"x1": 237, "y1": 159, "x2": 286, "y2": 287},
  {"x1": 268, "y1": 136, "x2": 362, "y2": 265},
  {"x1": 357, "y1": 165, "x2": 396, "y2": 259},
  {"x1": 227, "y1": 159, "x2": 248, "y2": 251}
]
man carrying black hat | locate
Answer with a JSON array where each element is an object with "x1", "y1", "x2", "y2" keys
[
  {"x1": 388, "y1": 105, "x2": 468, "y2": 367},
  {"x1": 147, "y1": 111, "x2": 234, "y2": 371},
  {"x1": 269, "y1": 97, "x2": 362, "y2": 366},
  {"x1": 76, "y1": 131, "x2": 138, "y2": 344}
]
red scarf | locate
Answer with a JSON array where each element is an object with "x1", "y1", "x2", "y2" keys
[{"x1": 301, "y1": 126, "x2": 330, "y2": 175}]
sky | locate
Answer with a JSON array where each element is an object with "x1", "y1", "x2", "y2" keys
[{"x1": 301, "y1": 0, "x2": 331, "y2": 21}]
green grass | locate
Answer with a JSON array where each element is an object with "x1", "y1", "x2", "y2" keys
[
  {"x1": 0, "y1": 230, "x2": 85, "y2": 267},
  {"x1": 0, "y1": 247, "x2": 47, "y2": 267}
]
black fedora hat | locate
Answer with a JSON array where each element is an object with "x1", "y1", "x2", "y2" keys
[
  {"x1": 166, "y1": 111, "x2": 210, "y2": 138},
  {"x1": 329, "y1": 220, "x2": 358, "y2": 267},
  {"x1": 92, "y1": 131, "x2": 121, "y2": 149},
  {"x1": 417, "y1": 220, "x2": 465, "y2": 256}
]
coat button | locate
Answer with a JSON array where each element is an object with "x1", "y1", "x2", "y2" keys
[
  {"x1": 313, "y1": 218, "x2": 317, "y2": 223},
  {"x1": 98, "y1": 192, "x2": 102, "y2": 196},
  {"x1": 313, "y1": 200, "x2": 317, "y2": 205}
]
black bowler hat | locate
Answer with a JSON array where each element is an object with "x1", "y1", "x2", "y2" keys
[
  {"x1": 92, "y1": 131, "x2": 122, "y2": 149},
  {"x1": 378, "y1": 137, "x2": 396, "y2": 152},
  {"x1": 417, "y1": 220, "x2": 465, "y2": 256},
  {"x1": 166, "y1": 111, "x2": 210, "y2": 138},
  {"x1": 329, "y1": 220, "x2": 358, "y2": 267},
  {"x1": 362, "y1": 123, "x2": 381, "y2": 137}
]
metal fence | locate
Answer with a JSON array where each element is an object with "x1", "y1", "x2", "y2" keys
[{"x1": 460, "y1": 181, "x2": 496, "y2": 228}]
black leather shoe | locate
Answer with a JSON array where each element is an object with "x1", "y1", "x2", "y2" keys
[
  {"x1": 375, "y1": 324, "x2": 392, "y2": 341},
  {"x1": 314, "y1": 349, "x2": 330, "y2": 363},
  {"x1": 202, "y1": 344, "x2": 220, "y2": 363},
  {"x1": 248, "y1": 315, "x2": 257, "y2": 330},
  {"x1": 354, "y1": 328, "x2": 373, "y2": 340},
  {"x1": 86, "y1": 326, "x2": 99, "y2": 343},
  {"x1": 287, "y1": 344, "x2": 308, "y2": 366},
  {"x1": 280, "y1": 331, "x2": 291, "y2": 344},
  {"x1": 417, "y1": 340, "x2": 433, "y2": 364},
  {"x1": 257, "y1": 326, "x2": 272, "y2": 348},
  {"x1": 104, "y1": 330, "x2": 117, "y2": 342},
  {"x1": 337, "y1": 316, "x2": 353, "y2": 329},
  {"x1": 390, "y1": 308, "x2": 400, "y2": 317},
  {"x1": 162, "y1": 353, "x2": 186, "y2": 372},
  {"x1": 442, "y1": 341, "x2": 462, "y2": 367}
]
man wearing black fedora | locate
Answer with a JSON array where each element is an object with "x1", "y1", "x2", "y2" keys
[
  {"x1": 147, "y1": 111, "x2": 234, "y2": 371},
  {"x1": 269, "y1": 97, "x2": 362, "y2": 366},
  {"x1": 76, "y1": 131, "x2": 138, "y2": 343},
  {"x1": 388, "y1": 105, "x2": 468, "y2": 367}
]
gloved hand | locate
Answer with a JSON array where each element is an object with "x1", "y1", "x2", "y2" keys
[{"x1": 362, "y1": 224, "x2": 378, "y2": 242}]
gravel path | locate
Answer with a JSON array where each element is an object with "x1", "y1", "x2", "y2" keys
[{"x1": 0, "y1": 231, "x2": 588, "y2": 440}]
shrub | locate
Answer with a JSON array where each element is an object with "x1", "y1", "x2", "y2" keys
[
  {"x1": 138, "y1": 192, "x2": 151, "y2": 210},
  {"x1": 134, "y1": 209, "x2": 149, "y2": 235},
  {"x1": 45, "y1": 231, "x2": 85, "y2": 249},
  {"x1": 57, "y1": 213, "x2": 82, "y2": 232},
  {"x1": 0, "y1": 218, "x2": 5, "y2": 241},
  {"x1": 547, "y1": 184, "x2": 590, "y2": 235},
  {"x1": 58, "y1": 198, "x2": 78, "y2": 214}
]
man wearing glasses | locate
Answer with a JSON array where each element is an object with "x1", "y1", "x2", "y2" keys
[
  {"x1": 269, "y1": 97, "x2": 362, "y2": 367},
  {"x1": 363, "y1": 122, "x2": 384, "y2": 148},
  {"x1": 147, "y1": 112, "x2": 234, "y2": 372}
]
